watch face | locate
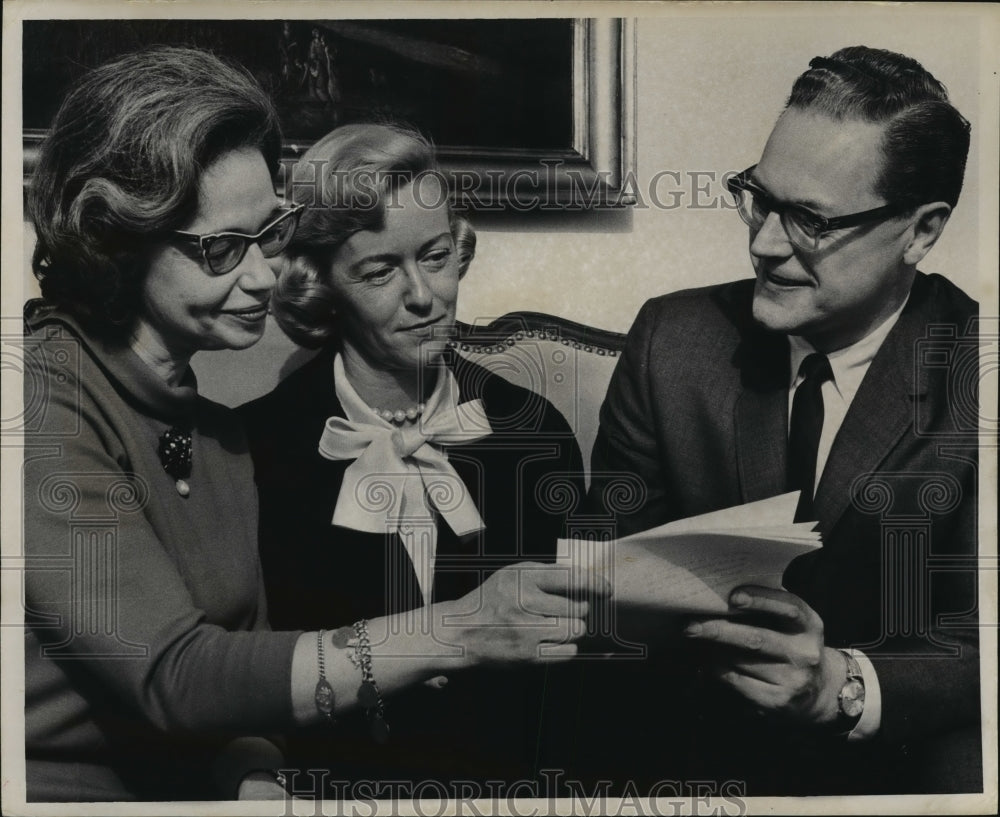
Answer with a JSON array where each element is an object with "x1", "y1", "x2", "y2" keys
[{"x1": 840, "y1": 678, "x2": 866, "y2": 719}]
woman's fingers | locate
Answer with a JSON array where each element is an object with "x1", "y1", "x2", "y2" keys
[
  {"x1": 451, "y1": 612, "x2": 588, "y2": 664},
  {"x1": 521, "y1": 593, "x2": 590, "y2": 619},
  {"x1": 535, "y1": 616, "x2": 589, "y2": 661},
  {"x1": 445, "y1": 563, "x2": 598, "y2": 665},
  {"x1": 537, "y1": 614, "x2": 588, "y2": 642},
  {"x1": 530, "y1": 563, "x2": 612, "y2": 598},
  {"x1": 515, "y1": 561, "x2": 611, "y2": 617},
  {"x1": 469, "y1": 562, "x2": 606, "y2": 618},
  {"x1": 537, "y1": 642, "x2": 580, "y2": 662}
]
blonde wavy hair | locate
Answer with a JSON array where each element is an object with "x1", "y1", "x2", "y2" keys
[{"x1": 271, "y1": 123, "x2": 476, "y2": 348}]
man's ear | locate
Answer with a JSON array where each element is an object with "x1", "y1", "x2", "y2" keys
[{"x1": 902, "y1": 202, "x2": 952, "y2": 266}]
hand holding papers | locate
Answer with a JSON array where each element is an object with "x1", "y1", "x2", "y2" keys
[{"x1": 558, "y1": 492, "x2": 820, "y2": 616}]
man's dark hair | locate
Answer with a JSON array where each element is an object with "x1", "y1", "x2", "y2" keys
[{"x1": 786, "y1": 45, "x2": 970, "y2": 209}]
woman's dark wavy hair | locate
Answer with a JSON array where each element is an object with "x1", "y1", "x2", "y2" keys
[
  {"x1": 271, "y1": 122, "x2": 476, "y2": 348},
  {"x1": 28, "y1": 46, "x2": 282, "y2": 338},
  {"x1": 786, "y1": 45, "x2": 970, "y2": 210}
]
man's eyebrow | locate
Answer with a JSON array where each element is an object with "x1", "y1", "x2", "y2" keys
[{"x1": 749, "y1": 173, "x2": 828, "y2": 215}]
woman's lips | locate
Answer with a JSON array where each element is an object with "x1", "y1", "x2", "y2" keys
[
  {"x1": 223, "y1": 304, "x2": 269, "y2": 321},
  {"x1": 399, "y1": 316, "x2": 444, "y2": 332}
]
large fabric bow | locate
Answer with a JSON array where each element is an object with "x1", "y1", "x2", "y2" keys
[{"x1": 318, "y1": 365, "x2": 492, "y2": 539}]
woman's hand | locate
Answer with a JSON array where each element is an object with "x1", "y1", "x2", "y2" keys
[
  {"x1": 290, "y1": 563, "x2": 610, "y2": 725},
  {"x1": 435, "y1": 561, "x2": 609, "y2": 666}
]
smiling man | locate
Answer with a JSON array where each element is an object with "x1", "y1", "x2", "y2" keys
[{"x1": 576, "y1": 46, "x2": 981, "y2": 795}]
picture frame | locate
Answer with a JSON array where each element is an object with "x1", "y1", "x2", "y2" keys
[{"x1": 21, "y1": 17, "x2": 635, "y2": 210}]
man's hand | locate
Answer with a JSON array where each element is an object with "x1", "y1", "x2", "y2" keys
[{"x1": 683, "y1": 585, "x2": 846, "y2": 727}]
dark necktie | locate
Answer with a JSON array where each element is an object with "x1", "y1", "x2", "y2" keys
[{"x1": 788, "y1": 353, "x2": 833, "y2": 522}]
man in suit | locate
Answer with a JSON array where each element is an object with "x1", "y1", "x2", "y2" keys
[{"x1": 574, "y1": 46, "x2": 981, "y2": 795}]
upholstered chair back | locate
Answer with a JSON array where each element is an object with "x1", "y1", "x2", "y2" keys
[{"x1": 450, "y1": 314, "x2": 625, "y2": 481}]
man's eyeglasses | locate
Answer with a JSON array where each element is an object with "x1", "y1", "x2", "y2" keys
[
  {"x1": 726, "y1": 166, "x2": 909, "y2": 252},
  {"x1": 171, "y1": 202, "x2": 305, "y2": 276}
]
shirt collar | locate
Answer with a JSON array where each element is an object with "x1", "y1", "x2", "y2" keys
[{"x1": 788, "y1": 295, "x2": 909, "y2": 402}]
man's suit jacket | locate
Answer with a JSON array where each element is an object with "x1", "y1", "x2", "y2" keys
[{"x1": 571, "y1": 272, "x2": 981, "y2": 794}]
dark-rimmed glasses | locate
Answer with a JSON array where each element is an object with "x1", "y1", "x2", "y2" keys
[
  {"x1": 726, "y1": 165, "x2": 910, "y2": 252},
  {"x1": 171, "y1": 202, "x2": 304, "y2": 276}
]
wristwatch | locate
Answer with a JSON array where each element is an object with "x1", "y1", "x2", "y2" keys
[{"x1": 835, "y1": 649, "x2": 866, "y2": 734}]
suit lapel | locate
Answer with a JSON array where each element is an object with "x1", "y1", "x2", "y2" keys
[
  {"x1": 734, "y1": 326, "x2": 790, "y2": 504},
  {"x1": 814, "y1": 278, "x2": 932, "y2": 534}
]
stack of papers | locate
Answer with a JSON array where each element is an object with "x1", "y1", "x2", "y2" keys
[{"x1": 557, "y1": 492, "x2": 821, "y2": 615}]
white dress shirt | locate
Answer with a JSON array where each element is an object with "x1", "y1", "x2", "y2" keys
[{"x1": 786, "y1": 297, "x2": 909, "y2": 740}]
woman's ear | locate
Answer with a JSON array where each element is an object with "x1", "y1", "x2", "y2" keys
[{"x1": 902, "y1": 202, "x2": 952, "y2": 266}]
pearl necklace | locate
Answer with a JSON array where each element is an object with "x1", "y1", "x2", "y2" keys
[{"x1": 369, "y1": 402, "x2": 426, "y2": 425}]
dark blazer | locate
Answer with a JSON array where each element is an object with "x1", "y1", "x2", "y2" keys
[
  {"x1": 238, "y1": 346, "x2": 585, "y2": 787},
  {"x1": 554, "y1": 272, "x2": 981, "y2": 795}
]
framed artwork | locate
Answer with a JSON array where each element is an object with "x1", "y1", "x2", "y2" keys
[{"x1": 22, "y1": 17, "x2": 635, "y2": 209}]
